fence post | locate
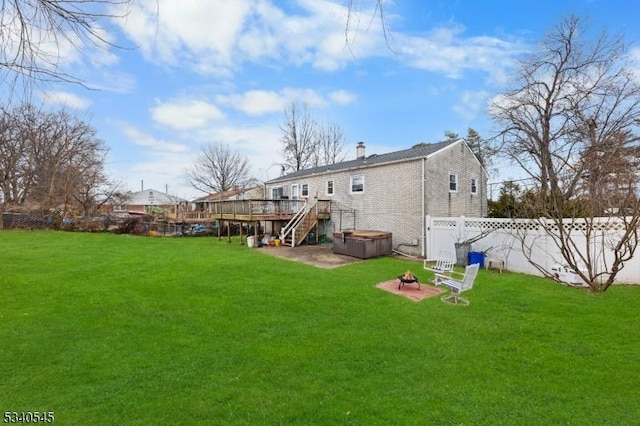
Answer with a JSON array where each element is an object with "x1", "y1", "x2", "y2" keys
[
  {"x1": 539, "y1": 217, "x2": 551, "y2": 271},
  {"x1": 458, "y1": 216, "x2": 466, "y2": 240},
  {"x1": 424, "y1": 215, "x2": 431, "y2": 259}
]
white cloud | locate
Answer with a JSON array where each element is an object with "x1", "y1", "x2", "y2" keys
[
  {"x1": 216, "y1": 87, "x2": 353, "y2": 116},
  {"x1": 40, "y1": 91, "x2": 91, "y2": 109},
  {"x1": 109, "y1": 148, "x2": 197, "y2": 199},
  {"x1": 398, "y1": 24, "x2": 524, "y2": 84},
  {"x1": 329, "y1": 90, "x2": 357, "y2": 105},
  {"x1": 87, "y1": 70, "x2": 137, "y2": 94},
  {"x1": 111, "y1": 0, "x2": 524, "y2": 83},
  {"x1": 453, "y1": 90, "x2": 490, "y2": 121},
  {"x1": 112, "y1": 0, "x2": 387, "y2": 75},
  {"x1": 205, "y1": 123, "x2": 284, "y2": 180},
  {"x1": 112, "y1": 0, "x2": 252, "y2": 75},
  {"x1": 119, "y1": 123, "x2": 189, "y2": 153},
  {"x1": 150, "y1": 99, "x2": 226, "y2": 130},
  {"x1": 216, "y1": 90, "x2": 285, "y2": 116}
]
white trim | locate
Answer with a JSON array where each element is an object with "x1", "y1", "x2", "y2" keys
[
  {"x1": 449, "y1": 173, "x2": 458, "y2": 192},
  {"x1": 350, "y1": 174, "x2": 365, "y2": 194},
  {"x1": 325, "y1": 179, "x2": 334, "y2": 196}
]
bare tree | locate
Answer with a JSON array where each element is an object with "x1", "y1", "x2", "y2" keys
[
  {"x1": 345, "y1": 0, "x2": 391, "y2": 48},
  {"x1": 315, "y1": 121, "x2": 347, "y2": 167},
  {"x1": 63, "y1": 137, "x2": 124, "y2": 219},
  {"x1": 0, "y1": 0, "x2": 130, "y2": 96},
  {"x1": 0, "y1": 105, "x2": 27, "y2": 204},
  {"x1": 0, "y1": 103, "x2": 110, "y2": 214},
  {"x1": 280, "y1": 102, "x2": 318, "y2": 173},
  {"x1": 185, "y1": 142, "x2": 252, "y2": 194},
  {"x1": 490, "y1": 16, "x2": 640, "y2": 292}
]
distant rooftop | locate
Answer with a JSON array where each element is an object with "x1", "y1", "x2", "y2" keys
[{"x1": 122, "y1": 188, "x2": 186, "y2": 205}]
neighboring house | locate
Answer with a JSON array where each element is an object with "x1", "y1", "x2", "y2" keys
[
  {"x1": 191, "y1": 185, "x2": 265, "y2": 210},
  {"x1": 265, "y1": 139, "x2": 488, "y2": 257},
  {"x1": 105, "y1": 188, "x2": 186, "y2": 217}
]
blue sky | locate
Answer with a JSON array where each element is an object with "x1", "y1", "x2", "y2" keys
[{"x1": 31, "y1": 0, "x2": 640, "y2": 199}]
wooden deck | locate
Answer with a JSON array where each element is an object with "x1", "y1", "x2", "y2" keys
[{"x1": 174, "y1": 199, "x2": 331, "y2": 223}]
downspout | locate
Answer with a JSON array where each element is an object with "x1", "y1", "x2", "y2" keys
[{"x1": 421, "y1": 157, "x2": 426, "y2": 258}]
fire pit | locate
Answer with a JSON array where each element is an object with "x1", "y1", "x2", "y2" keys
[{"x1": 397, "y1": 271, "x2": 419, "y2": 290}]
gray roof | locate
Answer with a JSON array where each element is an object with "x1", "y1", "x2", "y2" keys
[{"x1": 266, "y1": 139, "x2": 461, "y2": 184}]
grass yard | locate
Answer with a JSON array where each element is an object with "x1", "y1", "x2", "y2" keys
[{"x1": 1, "y1": 231, "x2": 640, "y2": 425}]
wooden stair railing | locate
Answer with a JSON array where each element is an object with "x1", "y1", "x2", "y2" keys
[
  {"x1": 291, "y1": 212, "x2": 318, "y2": 247},
  {"x1": 282, "y1": 202, "x2": 319, "y2": 247}
]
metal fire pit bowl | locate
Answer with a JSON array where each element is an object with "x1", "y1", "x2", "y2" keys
[{"x1": 397, "y1": 274, "x2": 420, "y2": 290}]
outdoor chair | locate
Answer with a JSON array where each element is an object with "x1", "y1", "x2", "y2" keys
[
  {"x1": 424, "y1": 251, "x2": 456, "y2": 284},
  {"x1": 435, "y1": 263, "x2": 479, "y2": 306}
]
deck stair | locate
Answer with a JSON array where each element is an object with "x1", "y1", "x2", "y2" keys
[{"x1": 280, "y1": 202, "x2": 319, "y2": 247}]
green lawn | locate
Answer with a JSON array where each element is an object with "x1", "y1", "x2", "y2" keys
[{"x1": 1, "y1": 231, "x2": 639, "y2": 425}]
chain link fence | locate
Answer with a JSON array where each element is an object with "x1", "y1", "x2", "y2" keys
[{"x1": 0, "y1": 211, "x2": 223, "y2": 237}]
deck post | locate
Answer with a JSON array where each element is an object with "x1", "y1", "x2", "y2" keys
[{"x1": 227, "y1": 220, "x2": 231, "y2": 243}]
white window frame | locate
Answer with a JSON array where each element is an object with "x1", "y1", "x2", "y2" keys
[
  {"x1": 114, "y1": 204, "x2": 126, "y2": 212},
  {"x1": 326, "y1": 180, "x2": 334, "y2": 196},
  {"x1": 301, "y1": 183, "x2": 309, "y2": 197},
  {"x1": 471, "y1": 178, "x2": 477, "y2": 195},
  {"x1": 449, "y1": 173, "x2": 458, "y2": 192},
  {"x1": 350, "y1": 175, "x2": 365, "y2": 194},
  {"x1": 291, "y1": 184, "x2": 299, "y2": 200}
]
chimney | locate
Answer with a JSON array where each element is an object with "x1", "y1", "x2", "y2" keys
[{"x1": 356, "y1": 141, "x2": 366, "y2": 159}]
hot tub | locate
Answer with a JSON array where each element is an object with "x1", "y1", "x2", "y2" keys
[{"x1": 332, "y1": 230, "x2": 392, "y2": 259}]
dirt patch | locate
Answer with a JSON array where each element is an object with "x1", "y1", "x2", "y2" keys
[
  {"x1": 255, "y1": 244, "x2": 363, "y2": 268},
  {"x1": 376, "y1": 279, "x2": 445, "y2": 302}
]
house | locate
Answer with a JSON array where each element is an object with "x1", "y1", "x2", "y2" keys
[
  {"x1": 106, "y1": 188, "x2": 186, "y2": 218},
  {"x1": 264, "y1": 139, "x2": 488, "y2": 257},
  {"x1": 191, "y1": 185, "x2": 265, "y2": 211}
]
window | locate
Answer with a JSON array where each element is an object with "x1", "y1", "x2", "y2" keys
[
  {"x1": 272, "y1": 187, "x2": 283, "y2": 199},
  {"x1": 449, "y1": 173, "x2": 458, "y2": 192},
  {"x1": 301, "y1": 183, "x2": 309, "y2": 197},
  {"x1": 471, "y1": 178, "x2": 477, "y2": 194},
  {"x1": 326, "y1": 180, "x2": 334, "y2": 196},
  {"x1": 291, "y1": 184, "x2": 299, "y2": 200},
  {"x1": 114, "y1": 204, "x2": 126, "y2": 211},
  {"x1": 350, "y1": 175, "x2": 364, "y2": 193}
]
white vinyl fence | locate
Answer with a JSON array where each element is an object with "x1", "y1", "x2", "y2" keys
[{"x1": 425, "y1": 216, "x2": 640, "y2": 285}]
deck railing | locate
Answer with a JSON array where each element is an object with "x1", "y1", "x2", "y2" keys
[{"x1": 179, "y1": 199, "x2": 330, "y2": 221}]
